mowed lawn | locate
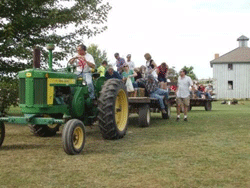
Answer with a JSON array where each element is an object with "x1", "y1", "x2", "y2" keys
[{"x1": 0, "y1": 101, "x2": 250, "y2": 187}]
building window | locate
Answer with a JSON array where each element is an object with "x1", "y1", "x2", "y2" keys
[
  {"x1": 228, "y1": 81, "x2": 233, "y2": 90},
  {"x1": 228, "y1": 64, "x2": 233, "y2": 70}
]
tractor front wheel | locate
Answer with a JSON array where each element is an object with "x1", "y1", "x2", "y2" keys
[
  {"x1": 62, "y1": 119, "x2": 86, "y2": 155},
  {"x1": 0, "y1": 122, "x2": 5, "y2": 147},
  {"x1": 98, "y1": 79, "x2": 129, "y2": 139}
]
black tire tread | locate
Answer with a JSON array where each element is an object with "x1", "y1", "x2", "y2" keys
[
  {"x1": 0, "y1": 122, "x2": 5, "y2": 147},
  {"x1": 29, "y1": 124, "x2": 60, "y2": 137},
  {"x1": 62, "y1": 119, "x2": 86, "y2": 155},
  {"x1": 97, "y1": 79, "x2": 128, "y2": 140},
  {"x1": 139, "y1": 104, "x2": 150, "y2": 127}
]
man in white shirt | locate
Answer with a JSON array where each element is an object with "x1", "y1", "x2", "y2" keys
[
  {"x1": 176, "y1": 69, "x2": 193, "y2": 121},
  {"x1": 70, "y1": 44, "x2": 96, "y2": 99},
  {"x1": 126, "y1": 54, "x2": 135, "y2": 71}
]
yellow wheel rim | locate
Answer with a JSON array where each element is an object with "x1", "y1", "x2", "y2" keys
[
  {"x1": 73, "y1": 126, "x2": 84, "y2": 149},
  {"x1": 115, "y1": 89, "x2": 128, "y2": 131}
]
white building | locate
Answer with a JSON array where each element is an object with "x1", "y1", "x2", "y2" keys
[{"x1": 210, "y1": 35, "x2": 250, "y2": 99}]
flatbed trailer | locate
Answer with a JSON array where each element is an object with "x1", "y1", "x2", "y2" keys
[
  {"x1": 169, "y1": 95, "x2": 216, "y2": 111},
  {"x1": 128, "y1": 96, "x2": 175, "y2": 127}
]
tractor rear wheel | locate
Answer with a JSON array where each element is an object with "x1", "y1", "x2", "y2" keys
[
  {"x1": 29, "y1": 114, "x2": 62, "y2": 137},
  {"x1": 29, "y1": 124, "x2": 60, "y2": 137},
  {"x1": 0, "y1": 122, "x2": 5, "y2": 147},
  {"x1": 98, "y1": 79, "x2": 129, "y2": 140},
  {"x1": 62, "y1": 119, "x2": 86, "y2": 155}
]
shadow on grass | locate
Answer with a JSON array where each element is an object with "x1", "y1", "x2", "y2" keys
[
  {"x1": 128, "y1": 115, "x2": 168, "y2": 128},
  {"x1": 1, "y1": 144, "x2": 45, "y2": 150}
]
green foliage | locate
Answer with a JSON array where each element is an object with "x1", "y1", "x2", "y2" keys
[
  {"x1": 0, "y1": 0, "x2": 111, "y2": 113},
  {"x1": 168, "y1": 66, "x2": 178, "y2": 82},
  {"x1": 181, "y1": 66, "x2": 197, "y2": 80},
  {"x1": 87, "y1": 44, "x2": 108, "y2": 68},
  {"x1": 0, "y1": 78, "x2": 18, "y2": 115},
  {"x1": 0, "y1": 0, "x2": 111, "y2": 70}
]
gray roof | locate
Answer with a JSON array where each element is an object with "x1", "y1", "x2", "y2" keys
[
  {"x1": 237, "y1": 35, "x2": 249, "y2": 41},
  {"x1": 210, "y1": 47, "x2": 250, "y2": 67}
]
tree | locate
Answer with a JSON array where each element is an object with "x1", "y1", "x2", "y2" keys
[
  {"x1": 87, "y1": 44, "x2": 108, "y2": 68},
  {"x1": 0, "y1": 0, "x2": 111, "y2": 73},
  {"x1": 168, "y1": 66, "x2": 178, "y2": 82},
  {"x1": 181, "y1": 66, "x2": 197, "y2": 80},
  {"x1": 0, "y1": 0, "x2": 111, "y2": 114}
]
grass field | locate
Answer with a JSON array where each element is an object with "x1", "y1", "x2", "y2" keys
[{"x1": 1, "y1": 101, "x2": 250, "y2": 187}]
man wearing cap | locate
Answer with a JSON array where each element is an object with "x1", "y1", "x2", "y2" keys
[
  {"x1": 136, "y1": 74, "x2": 168, "y2": 114},
  {"x1": 105, "y1": 65, "x2": 122, "y2": 80},
  {"x1": 126, "y1": 54, "x2": 135, "y2": 71},
  {"x1": 176, "y1": 69, "x2": 193, "y2": 121},
  {"x1": 114, "y1": 53, "x2": 126, "y2": 74}
]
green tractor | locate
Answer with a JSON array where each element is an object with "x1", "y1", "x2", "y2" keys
[{"x1": 0, "y1": 44, "x2": 129, "y2": 155}]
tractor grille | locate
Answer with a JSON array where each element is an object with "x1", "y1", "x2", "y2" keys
[
  {"x1": 19, "y1": 78, "x2": 26, "y2": 104},
  {"x1": 34, "y1": 78, "x2": 47, "y2": 104}
]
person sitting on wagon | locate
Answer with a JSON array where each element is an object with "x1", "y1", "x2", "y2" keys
[
  {"x1": 134, "y1": 68, "x2": 142, "y2": 81},
  {"x1": 122, "y1": 63, "x2": 138, "y2": 88},
  {"x1": 69, "y1": 44, "x2": 96, "y2": 99},
  {"x1": 156, "y1": 62, "x2": 169, "y2": 90},
  {"x1": 136, "y1": 74, "x2": 169, "y2": 114},
  {"x1": 204, "y1": 84, "x2": 212, "y2": 99},
  {"x1": 105, "y1": 65, "x2": 122, "y2": 80},
  {"x1": 122, "y1": 63, "x2": 138, "y2": 97}
]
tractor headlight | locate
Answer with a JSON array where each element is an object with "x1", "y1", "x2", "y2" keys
[{"x1": 82, "y1": 81, "x2": 87, "y2": 86}]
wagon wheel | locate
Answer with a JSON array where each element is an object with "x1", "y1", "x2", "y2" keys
[
  {"x1": 97, "y1": 79, "x2": 129, "y2": 139},
  {"x1": 139, "y1": 104, "x2": 151, "y2": 127},
  {"x1": 62, "y1": 119, "x2": 86, "y2": 155},
  {"x1": 205, "y1": 101, "x2": 212, "y2": 111},
  {"x1": 0, "y1": 122, "x2": 5, "y2": 148}
]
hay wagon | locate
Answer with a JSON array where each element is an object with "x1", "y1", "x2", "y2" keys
[{"x1": 127, "y1": 88, "x2": 174, "y2": 127}]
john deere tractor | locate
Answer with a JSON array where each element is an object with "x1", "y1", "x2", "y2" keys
[{"x1": 0, "y1": 44, "x2": 129, "y2": 155}]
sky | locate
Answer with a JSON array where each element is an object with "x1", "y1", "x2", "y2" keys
[{"x1": 83, "y1": 0, "x2": 250, "y2": 79}]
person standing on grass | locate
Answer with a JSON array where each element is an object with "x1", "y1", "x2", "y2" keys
[{"x1": 176, "y1": 69, "x2": 193, "y2": 122}]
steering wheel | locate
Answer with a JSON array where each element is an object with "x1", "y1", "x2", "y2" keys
[{"x1": 67, "y1": 57, "x2": 79, "y2": 73}]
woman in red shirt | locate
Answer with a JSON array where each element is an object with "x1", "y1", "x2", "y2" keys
[{"x1": 156, "y1": 62, "x2": 169, "y2": 90}]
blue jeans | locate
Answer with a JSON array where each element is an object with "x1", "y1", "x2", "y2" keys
[
  {"x1": 195, "y1": 90, "x2": 201, "y2": 98},
  {"x1": 150, "y1": 88, "x2": 169, "y2": 109},
  {"x1": 205, "y1": 92, "x2": 212, "y2": 99},
  {"x1": 132, "y1": 82, "x2": 138, "y2": 88},
  {"x1": 79, "y1": 72, "x2": 95, "y2": 99}
]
